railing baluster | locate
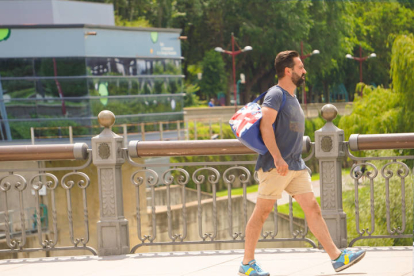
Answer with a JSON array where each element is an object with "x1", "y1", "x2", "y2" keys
[
  {"x1": 0, "y1": 174, "x2": 28, "y2": 250},
  {"x1": 16, "y1": 176, "x2": 27, "y2": 248},
  {"x1": 181, "y1": 182, "x2": 188, "y2": 240},
  {"x1": 61, "y1": 172, "x2": 91, "y2": 247},
  {"x1": 271, "y1": 201, "x2": 279, "y2": 239},
  {"x1": 288, "y1": 196, "x2": 297, "y2": 238},
  {"x1": 193, "y1": 168, "x2": 219, "y2": 241},
  {"x1": 150, "y1": 182, "x2": 157, "y2": 242},
  {"x1": 196, "y1": 180, "x2": 204, "y2": 240}
]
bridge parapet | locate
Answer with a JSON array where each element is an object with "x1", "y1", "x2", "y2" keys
[{"x1": 0, "y1": 106, "x2": 412, "y2": 258}]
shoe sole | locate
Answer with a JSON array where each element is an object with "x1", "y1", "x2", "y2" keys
[{"x1": 335, "y1": 251, "x2": 366, "y2": 272}]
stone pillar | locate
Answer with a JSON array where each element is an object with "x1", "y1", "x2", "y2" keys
[
  {"x1": 92, "y1": 110, "x2": 130, "y2": 256},
  {"x1": 314, "y1": 104, "x2": 347, "y2": 248}
]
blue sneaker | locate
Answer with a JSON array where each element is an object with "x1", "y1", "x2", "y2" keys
[
  {"x1": 238, "y1": 259, "x2": 269, "y2": 276},
  {"x1": 332, "y1": 249, "x2": 366, "y2": 272}
]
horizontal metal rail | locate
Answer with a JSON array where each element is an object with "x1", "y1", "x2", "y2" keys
[
  {"x1": 0, "y1": 143, "x2": 88, "y2": 161},
  {"x1": 0, "y1": 111, "x2": 185, "y2": 123},
  {"x1": 349, "y1": 133, "x2": 414, "y2": 151},
  {"x1": 128, "y1": 136, "x2": 311, "y2": 157},
  {"x1": 0, "y1": 74, "x2": 185, "y2": 81},
  {"x1": 0, "y1": 93, "x2": 185, "y2": 102}
]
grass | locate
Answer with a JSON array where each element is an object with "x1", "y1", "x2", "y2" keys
[
  {"x1": 276, "y1": 197, "x2": 321, "y2": 219},
  {"x1": 216, "y1": 184, "x2": 259, "y2": 197}
]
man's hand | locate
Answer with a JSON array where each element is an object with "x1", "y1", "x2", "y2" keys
[{"x1": 274, "y1": 157, "x2": 288, "y2": 176}]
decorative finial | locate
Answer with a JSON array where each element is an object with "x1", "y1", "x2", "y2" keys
[
  {"x1": 321, "y1": 104, "x2": 338, "y2": 122},
  {"x1": 98, "y1": 110, "x2": 115, "y2": 128}
]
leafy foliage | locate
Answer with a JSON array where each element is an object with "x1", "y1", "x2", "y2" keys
[
  {"x1": 73, "y1": 1, "x2": 414, "y2": 105},
  {"x1": 339, "y1": 34, "x2": 414, "y2": 140},
  {"x1": 199, "y1": 50, "x2": 227, "y2": 100}
]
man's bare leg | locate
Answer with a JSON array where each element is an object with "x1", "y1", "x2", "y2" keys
[
  {"x1": 243, "y1": 197, "x2": 276, "y2": 264},
  {"x1": 293, "y1": 192, "x2": 341, "y2": 260}
]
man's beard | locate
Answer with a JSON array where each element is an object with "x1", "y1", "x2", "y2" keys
[{"x1": 292, "y1": 71, "x2": 305, "y2": 87}]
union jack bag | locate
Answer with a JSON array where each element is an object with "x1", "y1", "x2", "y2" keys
[{"x1": 229, "y1": 89, "x2": 286, "y2": 155}]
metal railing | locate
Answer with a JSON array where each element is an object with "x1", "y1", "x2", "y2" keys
[
  {"x1": 126, "y1": 138, "x2": 316, "y2": 252},
  {"x1": 345, "y1": 134, "x2": 414, "y2": 246},
  {"x1": 0, "y1": 107, "x2": 412, "y2": 258},
  {"x1": 27, "y1": 117, "x2": 229, "y2": 144},
  {"x1": 0, "y1": 143, "x2": 97, "y2": 255}
]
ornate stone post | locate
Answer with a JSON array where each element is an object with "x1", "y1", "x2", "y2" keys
[
  {"x1": 92, "y1": 110, "x2": 130, "y2": 255},
  {"x1": 314, "y1": 104, "x2": 347, "y2": 248}
]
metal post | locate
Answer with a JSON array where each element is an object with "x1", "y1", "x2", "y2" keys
[
  {"x1": 232, "y1": 33, "x2": 237, "y2": 112},
  {"x1": 209, "y1": 119, "x2": 212, "y2": 138},
  {"x1": 219, "y1": 118, "x2": 223, "y2": 139},
  {"x1": 141, "y1": 122, "x2": 145, "y2": 141},
  {"x1": 301, "y1": 41, "x2": 306, "y2": 105},
  {"x1": 31, "y1": 127, "x2": 35, "y2": 145},
  {"x1": 69, "y1": 126, "x2": 73, "y2": 144},
  {"x1": 0, "y1": 75, "x2": 12, "y2": 141},
  {"x1": 159, "y1": 122, "x2": 163, "y2": 141},
  {"x1": 194, "y1": 119, "x2": 197, "y2": 140},
  {"x1": 177, "y1": 120, "x2": 181, "y2": 140},
  {"x1": 314, "y1": 104, "x2": 347, "y2": 248},
  {"x1": 92, "y1": 110, "x2": 130, "y2": 256},
  {"x1": 186, "y1": 120, "x2": 189, "y2": 140}
]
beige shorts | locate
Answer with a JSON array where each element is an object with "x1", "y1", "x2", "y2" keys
[{"x1": 257, "y1": 168, "x2": 313, "y2": 200}]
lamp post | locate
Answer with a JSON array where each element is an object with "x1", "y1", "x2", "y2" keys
[
  {"x1": 346, "y1": 45, "x2": 376, "y2": 97},
  {"x1": 236, "y1": 73, "x2": 245, "y2": 105},
  {"x1": 215, "y1": 33, "x2": 252, "y2": 111},
  {"x1": 300, "y1": 41, "x2": 320, "y2": 105}
]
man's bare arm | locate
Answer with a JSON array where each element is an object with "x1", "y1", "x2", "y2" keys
[{"x1": 260, "y1": 106, "x2": 288, "y2": 175}]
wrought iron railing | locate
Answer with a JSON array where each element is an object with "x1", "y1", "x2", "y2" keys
[
  {"x1": 0, "y1": 144, "x2": 97, "y2": 255},
  {"x1": 0, "y1": 107, "x2": 412, "y2": 258},
  {"x1": 345, "y1": 134, "x2": 414, "y2": 246},
  {"x1": 126, "y1": 143, "x2": 317, "y2": 253}
]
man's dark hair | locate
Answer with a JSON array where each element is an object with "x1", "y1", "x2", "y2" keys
[{"x1": 274, "y1": 50, "x2": 300, "y2": 79}]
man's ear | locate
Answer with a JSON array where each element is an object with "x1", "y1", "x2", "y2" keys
[{"x1": 284, "y1": 67, "x2": 291, "y2": 76}]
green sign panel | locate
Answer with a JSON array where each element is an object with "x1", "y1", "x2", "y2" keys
[
  {"x1": 0, "y1": 29, "x2": 11, "y2": 42},
  {"x1": 150, "y1": 32, "x2": 158, "y2": 43},
  {"x1": 98, "y1": 82, "x2": 108, "y2": 106}
]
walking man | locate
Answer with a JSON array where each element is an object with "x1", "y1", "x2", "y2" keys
[{"x1": 238, "y1": 50, "x2": 366, "y2": 276}]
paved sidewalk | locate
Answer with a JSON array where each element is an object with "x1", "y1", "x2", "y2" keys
[{"x1": 0, "y1": 247, "x2": 412, "y2": 276}]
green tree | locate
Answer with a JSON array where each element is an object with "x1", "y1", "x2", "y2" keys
[
  {"x1": 199, "y1": 50, "x2": 226, "y2": 100},
  {"x1": 339, "y1": 34, "x2": 414, "y2": 139},
  {"x1": 346, "y1": 2, "x2": 414, "y2": 91},
  {"x1": 305, "y1": 0, "x2": 355, "y2": 103}
]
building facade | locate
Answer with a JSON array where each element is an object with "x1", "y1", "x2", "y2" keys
[{"x1": 0, "y1": 1, "x2": 184, "y2": 141}]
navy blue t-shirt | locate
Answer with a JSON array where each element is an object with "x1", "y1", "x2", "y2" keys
[{"x1": 255, "y1": 85, "x2": 306, "y2": 172}]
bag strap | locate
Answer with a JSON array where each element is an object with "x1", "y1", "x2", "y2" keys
[
  {"x1": 251, "y1": 90, "x2": 269, "y2": 103},
  {"x1": 253, "y1": 85, "x2": 287, "y2": 112},
  {"x1": 279, "y1": 90, "x2": 286, "y2": 112}
]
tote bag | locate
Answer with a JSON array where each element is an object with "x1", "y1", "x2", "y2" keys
[{"x1": 229, "y1": 89, "x2": 286, "y2": 155}]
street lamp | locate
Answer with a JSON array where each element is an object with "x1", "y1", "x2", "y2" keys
[
  {"x1": 346, "y1": 45, "x2": 376, "y2": 97},
  {"x1": 215, "y1": 33, "x2": 252, "y2": 111},
  {"x1": 300, "y1": 41, "x2": 319, "y2": 105},
  {"x1": 236, "y1": 73, "x2": 245, "y2": 105}
]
